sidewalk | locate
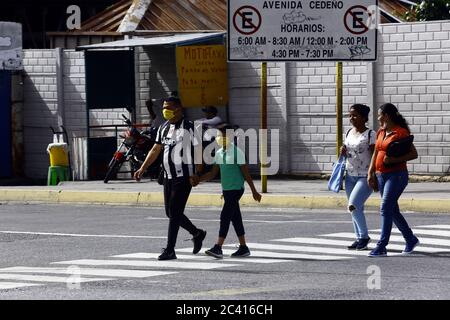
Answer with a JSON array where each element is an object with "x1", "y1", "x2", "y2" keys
[{"x1": 1, "y1": 178, "x2": 450, "y2": 213}]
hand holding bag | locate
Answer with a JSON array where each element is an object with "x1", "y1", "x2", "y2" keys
[
  {"x1": 386, "y1": 135, "x2": 414, "y2": 157},
  {"x1": 328, "y1": 155, "x2": 346, "y2": 193}
]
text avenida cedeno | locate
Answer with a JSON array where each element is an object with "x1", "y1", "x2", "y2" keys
[{"x1": 228, "y1": 0, "x2": 378, "y2": 61}]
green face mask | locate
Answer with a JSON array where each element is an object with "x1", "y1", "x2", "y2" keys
[{"x1": 162, "y1": 109, "x2": 175, "y2": 120}]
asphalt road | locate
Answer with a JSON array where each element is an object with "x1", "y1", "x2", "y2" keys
[{"x1": 0, "y1": 203, "x2": 449, "y2": 302}]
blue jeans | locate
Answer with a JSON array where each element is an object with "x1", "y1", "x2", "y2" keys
[
  {"x1": 376, "y1": 170, "x2": 414, "y2": 247},
  {"x1": 345, "y1": 174, "x2": 372, "y2": 240}
]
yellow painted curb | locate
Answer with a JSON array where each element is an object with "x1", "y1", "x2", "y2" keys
[{"x1": 0, "y1": 189, "x2": 450, "y2": 213}]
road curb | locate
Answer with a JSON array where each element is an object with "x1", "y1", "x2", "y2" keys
[{"x1": 1, "y1": 189, "x2": 450, "y2": 213}]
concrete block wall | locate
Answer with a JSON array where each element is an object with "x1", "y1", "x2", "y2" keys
[
  {"x1": 23, "y1": 49, "x2": 126, "y2": 178},
  {"x1": 376, "y1": 22, "x2": 450, "y2": 175},
  {"x1": 228, "y1": 62, "x2": 284, "y2": 173},
  {"x1": 287, "y1": 61, "x2": 367, "y2": 174},
  {"x1": 22, "y1": 50, "x2": 59, "y2": 178},
  {"x1": 136, "y1": 46, "x2": 178, "y2": 128}
]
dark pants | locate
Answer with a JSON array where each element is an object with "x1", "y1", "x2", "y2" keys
[
  {"x1": 163, "y1": 177, "x2": 198, "y2": 251},
  {"x1": 219, "y1": 189, "x2": 245, "y2": 239}
]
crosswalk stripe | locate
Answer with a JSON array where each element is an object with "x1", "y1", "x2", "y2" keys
[
  {"x1": 220, "y1": 249, "x2": 352, "y2": 261},
  {"x1": 0, "y1": 267, "x2": 177, "y2": 278},
  {"x1": 418, "y1": 225, "x2": 450, "y2": 230},
  {"x1": 272, "y1": 237, "x2": 450, "y2": 253},
  {"x1": 0, "y1": 282, "x2": 42, "y2": 290},
  {"x1": 176, "y1": 247, "x2": 351, "y2": 260},
  {"x1": 0, "y1": 274, "x2": 111, "y2": 283},
  {"x1": 370, "y1": 228, "x2": 450, "y2": 237},
  {"x1": 110, "y1": 252, "x2": 289, "y2": 264},
  {"x1": 323, "y1": 232, "x2": 450, "y2": 247},
  {"x1": 393, "y1": 229, "x2": 450, "y2": 238},
  {"x1": 273, "y1": 237, "x2": 352, "y2": 246},
  {"x1": 51, "y1": 259, "x2": 239, "y2": 270},
  {"x1": 227, "y1": 242, "x2": 380, "y2": 256}
]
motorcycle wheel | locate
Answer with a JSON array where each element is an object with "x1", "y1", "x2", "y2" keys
[{"x1": 104, "y1": 159, "x2": 123, "y2": 183}]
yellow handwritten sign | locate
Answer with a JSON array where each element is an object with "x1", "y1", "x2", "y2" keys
[{"x1": 176, "y1": 45, "x2": 228, "y2": 107}]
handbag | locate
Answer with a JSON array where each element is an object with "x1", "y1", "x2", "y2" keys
[
  {"x1": 327, "y1": 155, "x2": 346, "y2": 193},
  {"x1": 386, "y1": 135, "x2": 414, "y2": 157}
]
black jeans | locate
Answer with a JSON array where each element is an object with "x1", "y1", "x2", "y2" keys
[
  {"x1": 163, "y1": 177, "x2": 198, "y2": 251},
  {"x1": 219, "y1": 189, "x2": 245, "y2": 239}
]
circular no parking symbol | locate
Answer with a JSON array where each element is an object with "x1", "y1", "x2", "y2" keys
[
  {"x1": 233, "y1": 6, "x2": 262, "y2": 35},
  {"x1": 344, "y1": 5, "x2": 372, "y2": 35}
]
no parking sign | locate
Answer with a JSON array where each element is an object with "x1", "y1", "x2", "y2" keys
[{"x1": 228, "y1": 0, "x2": 378, "y2": 61}]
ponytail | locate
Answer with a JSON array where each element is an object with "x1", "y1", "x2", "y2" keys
[{"x1": 379, "y1": 103, "x2": 410, "y2": 133}]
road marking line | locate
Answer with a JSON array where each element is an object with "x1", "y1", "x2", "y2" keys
[
  {"x1": 176, "y1": 248, "x2": 352, "y2": 261},
  {"x1": 228, "y1": 242, "x2": 374, "y2": 256},
  {"x1": 0, "y1": 282, "x2": 42, "y2": 290},
  {"x1": 145, "y1": 217, "x2": 352, "y2": 224},
  {"x1": 370, "y1": 229, "x2": 450, "y2": 238},
  {"x1": 110, "y1": 252, "x2": 289, "y2": 264},
  {"x1": 274, "y1": 237, "x2": 352, "y2": 246},
  {"x1": 0, "y1": 231, "x2": 165, "y2": 239},
  {"x1": 51, "y1": 259, "x2": 239, "y2": 270},
  {"x1": 225, "y1": 249, "x2": 352, "y2": 261},
  {"x1": 418, "y1": 225, "x2": 450, "y2": 230},
  {"x1": 0, "y1": 267, "x2": 177, "y2": 278},
  {"x1": 0, "y1": 274, "x2": 111, "y2": 283},
  {"x1": 323, "y1": 232, "x2": 450, "y2": 247},
  {"x1": 272, "y1": 237, "x2": 450, "y2": 253}
]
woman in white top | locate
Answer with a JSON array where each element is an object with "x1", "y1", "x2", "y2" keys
[{"x1": 341, "y1": 104, "x2": 376, "y2": 250}]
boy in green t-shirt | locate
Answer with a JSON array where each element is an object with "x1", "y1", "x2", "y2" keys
[{"x1": 192, "y1": 124, "x2": 262, "y2": 259}]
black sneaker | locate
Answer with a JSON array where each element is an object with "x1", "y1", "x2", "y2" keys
[
  {"x1": 368, "y1": 245, "x2": 387, "y2": 258},
  {"x1": 158, "y1": 248, "x2": 177, "y2": 261},
  {"x1": 347, "y1": 240, "x2": 359, "y2": 250},
  {"x1": 231, "y1": 245, "x2": 251, "y2": 257},
  {"x1": 205, "y1": 244, "x2": 223, "y2": 259},
  {"x1": 356, "y1": 237, "x2": 371, "y2": 250},
  {"x1": 192, "y1": 229, "x2": 207, "y2": 254}
]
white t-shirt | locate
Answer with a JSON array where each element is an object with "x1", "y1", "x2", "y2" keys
[{"x1": 344, "y1": 128, "x2": 376, "y2": 177}]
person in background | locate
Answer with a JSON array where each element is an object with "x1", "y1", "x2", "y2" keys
[
  {"x1": 134, "y1": 96, "x2": 207, "y2": 261},
  {"x1": 367, "y1": 103, "x2": 419, "y2": 257},
  {"x1": 146, "y1": 99, "x2": 157, "y2": 126},
  {"x1": 341, "y1": 104, "x2": 376, "y2": 251},
  {"x1": 198, "y1": 106, "x2": 224, "y2": 129},
  {"x1": 192, "y1": 123, "x2": 262, "y2": 259}
]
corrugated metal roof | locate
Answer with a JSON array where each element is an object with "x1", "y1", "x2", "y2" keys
[
  {"x1": 77, "y1": 31, "x2": 225, "y2": 50},
  {"x1": 75, "y1": 0, "x2": 417, "y2": 33},
  {"x1": 78, "y1": 0, "x2": 132, "y2": 32},
  {"x1": 380, "y1": 0, "x2": 417, "y2": 22},
  {"x1": 77, "y1": 0, "x2": 226, "y2": 33}
]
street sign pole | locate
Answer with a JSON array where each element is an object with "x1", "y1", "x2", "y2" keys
[
  {"x1": 261, "y1": 62, "x2": 268, "y2": 193},
  {"x1": 336, "y1": 62, "x2": 343, "y2": 159}
]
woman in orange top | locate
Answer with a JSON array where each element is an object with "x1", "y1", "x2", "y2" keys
[{"x1": 367, "y1": 103, "x2": 419, "y2": 257}]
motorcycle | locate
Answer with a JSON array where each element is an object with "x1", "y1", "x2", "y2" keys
[{"x1": 104, "y1": 114, "x2": 161, "y2": 183}]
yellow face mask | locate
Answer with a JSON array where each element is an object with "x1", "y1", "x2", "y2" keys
[{"x1": 162, "y1": 109, "x2": 175, "y2": 120}]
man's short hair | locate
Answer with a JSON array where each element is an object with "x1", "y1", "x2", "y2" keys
[
  {"x1": 163, "y1": 96, "x2": 182, "y2": 106},
  {"x1": 216, "y1": 122, "x2": 233, "y2": 133}
]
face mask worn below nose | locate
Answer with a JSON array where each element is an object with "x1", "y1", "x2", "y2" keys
[
  {"x1": 163, "y1": 109, "x2": 175, "y2": 120},
  {"x1": 216, "y1": 136, "x2": 229, "y2": 147}
]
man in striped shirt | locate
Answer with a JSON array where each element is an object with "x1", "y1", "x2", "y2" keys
[{"x1": 134, "y1": 97, "x2": 207, "y2": 261}]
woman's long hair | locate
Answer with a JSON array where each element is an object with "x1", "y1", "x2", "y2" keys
[{"x1": 379, "y1": 103, "x2": 410, "y2": 133}]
